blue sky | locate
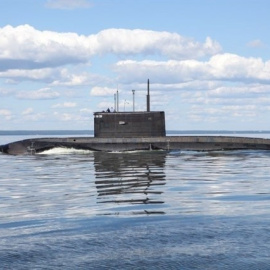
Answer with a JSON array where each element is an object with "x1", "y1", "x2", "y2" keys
[{"x1": 1, "y1": 0, "x2": 270, "y2": 130}]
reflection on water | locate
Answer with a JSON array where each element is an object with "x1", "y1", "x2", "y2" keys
[
  {"x1": 92, "y1": 150, "x2": 270, "y2": 217},
  {"x1": 94, "y1": 151, "x2": 166, "y2": 215},
  {"x1": 2, "y1": 149, "x2": 270, "y2": 269},
  {"x1": 1, "y1": 148, "x2": 270, "y2": 219},
  {"x1": 1, "y1": 149, "x2": 270, "y2": 219}
]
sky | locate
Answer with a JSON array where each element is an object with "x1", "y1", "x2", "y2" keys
[{"x1": 1, "y1": 0, "x2": 270, "y2": 131}]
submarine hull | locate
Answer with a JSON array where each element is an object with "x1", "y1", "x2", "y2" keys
[{"x1": 1, "y1": 136, "x2": 270, "y2": 155}]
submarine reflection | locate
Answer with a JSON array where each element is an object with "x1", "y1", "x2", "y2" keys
[{"x1": 93, "y1": 151, "x2": 167, "y2": 216}]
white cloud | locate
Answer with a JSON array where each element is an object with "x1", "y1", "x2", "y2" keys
[
  {"x1": 52, "y1": 74, "x2": 89, "y2": 86},
  {"x1": 53, "y1": 112, "x2": 73, "y2": 121},
  {"x1": 53, "y1": 112, "x2": 82, "y2": 121},
  {"x1": 0, "y1": 67, "x2": 104, "y2": 86},
  {"x1": 45, "y1": 0, "x2": 92, "y2": 9},
  {"x1": 0, "y1": 25, "x2": 221, "y2": 72},
  {"x1": 97, "y1": 101, "x2": 114, "y2": 110},
  {"x1": 52, "y1": 102, "x2": 77, "y2": 108},
  {"x1": 179, "y1": 82, "x2": 270, "y2": 110},
  {"x1": 50, "y1": 70, "x2": 105, "y2": 86},
  {"x1": 0, "y1": 109, "x2": 12, "y2": 120},
  {"x1": 22, "y1": 108, "x2": 34, "y2": 115},
  {"x1": 90, "y1": 86, "x2": 117, "y2": 96},
  {"x1": 114, "y1": 53, "x2": 270, "y2": 83},
  {"x1": 80, "y1": 108, "x2": 92, "y2": 114},
  {"x1": 23, "y1": 113, "x2": 46, "y2": 121},
  {"x1": 247, "y1": 39, "x2": 265, "y2": 48},
  {"x1": 208, "y1": 54, "x2": 270, "y2": 81},
  {"x1": 189, "y1": 104, "x2": 257, "y2": 123},
  {"x1": 207, "y1": 84, "x2": 270, "y2": 98},
  {"x1": 93, "y1": 29, "x2": 221, "y2": 59},
  {"x1": 0, "y1": 25, "x2": 90, "y2": 70},
  {"x1": 0, "y1": 88, "x2": 14, "y2": 96},
  {"x1": 16, "y1": 88, "x2": 60, "y2": 100},
  {"x1": 0, "y1": 68, "x2": 60, "y2": 83}
]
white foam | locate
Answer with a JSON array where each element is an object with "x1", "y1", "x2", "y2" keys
[
  {"x1": 38, "y1": 147, "x2": 93, "y2": 155},
  {"x1": 110, "y1": 149, "x2": 166, "y2": 154}
]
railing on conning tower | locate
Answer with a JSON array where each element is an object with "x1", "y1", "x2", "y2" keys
[{"x1": 112, "y1": 79, "x2": 151, "y2": 113}]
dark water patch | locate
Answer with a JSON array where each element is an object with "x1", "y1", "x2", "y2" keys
[
  {"x1": 210, "y1": 194, "x2": 270, "y2": 201},
  {"x1": 0, "y1": 219, "x2": 45, "y2": 229},
  {"x1": 1, "y1": 216, "x2": 270, "y2": 269}
]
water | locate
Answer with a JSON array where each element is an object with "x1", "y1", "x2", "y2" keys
[{"x1": 1, "y1": 132, "x2": 270, "y2": 269}]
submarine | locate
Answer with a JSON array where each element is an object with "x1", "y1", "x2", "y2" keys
[{"x1": 1, "y1": 80, "x2": 270, "y2": 155}]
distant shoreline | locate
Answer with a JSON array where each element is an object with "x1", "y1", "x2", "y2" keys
[
  {"x1": 1, "y1": 130, "x2": 270, "y2": 136},
  {"x1": 0, "y1": 130, "x2": 93, "y2": 136}
]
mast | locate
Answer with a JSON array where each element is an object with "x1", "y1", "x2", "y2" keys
[
  {"x1": 116, "y1": 89, "x2": 119, "y2": 112},
  {"x1": 132, "y1": 89, "x2": 135, "y2": 112},
  {"x1": 146, "y1": 79, "x2": 150, "y2": 112}
]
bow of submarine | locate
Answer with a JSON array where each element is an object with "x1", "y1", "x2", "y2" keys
[
  {"x1": 0, "y1": 139, "x2": 58, "y2": 155},
  {"x1": 0, "y1": 144, "x2": 8, "y2": 154}
]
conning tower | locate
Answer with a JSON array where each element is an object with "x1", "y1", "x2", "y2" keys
[{"x1": 94, "y1": 80, "x2": 166, "y2": 138}]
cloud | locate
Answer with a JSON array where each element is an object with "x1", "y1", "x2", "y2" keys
[
  {"x1": 0, "y1": 25, "x2": 90, "y2": 70},
  {"x1": 0, "y1": 67, "x2": 105, "y2": 86},
  {"x1": 80, "y1": 108, "x2": 93, "y2": 114},
  {"x1": 114, "y1": 53, "x2": 270, "y2": 84},
  {"x1": 207, "y1": 84, "x2": 270, "y2": 99},
  {"x1": 189, "y1": 104, "x2": 257, "y2": 123},
  {"x1": 51, "y1": 70, "x2": 105, "y2": 86},
  {"x1": 0, "y1": 25, "x2": 221, "y2": 72},
  {"x1": 16, "y1": 88, "x2": 60, "y2": 100},
  {"x1": 0, "y1": 109, "x2": 12, "y2": 120},
  {"x1": 0, "y1": 88, "x2": 14, "y2": 96},
  {"x1": 92, "y1": 29, "x2": 222, "y2": 59},
  {"x1": 45, "y1": 0, "x2": 92, "y2": 9},
  {"x1": 0, "y1": 109, "x2": 12, "y2": 116},
  {"x1": 97, "y1": 101, "x2": 114, "y2": 110},
  {"x1": 52, "y1": 102, "x2": 77, "y2": 108},
  {"x1": 247, "y1": 39, "x2": 265, "y2": 48},
  {"x1": 22, "y1": 108, "x2": 34, "y2": 115},
  {"x1": 0, "y1": 68, "x2": 60, "y2": 83},
  {"x1": 23, "y1": 113, "x2": 46, "y2": 121},
  {"x1": 180, "y1": 82, "x2": 270, "y2": 109},
  {"x1": 53, "y1": 112, "x2": 83, "y2": 121},
  {"x1": 208, "y1": 54, "x2": 270, "y2": 81},
  {"x1": 90, "y1": 86, "x2": 117, "y2": 96},
  {"x1": 21, "y1": 108, "x2": 46, "y2": 121}
]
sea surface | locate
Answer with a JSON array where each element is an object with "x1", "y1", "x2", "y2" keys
[{"x1": 1, "y1": 131, "x2": 270, "y2": 269}]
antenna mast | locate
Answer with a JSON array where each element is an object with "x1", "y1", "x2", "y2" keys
[
  {"x1": 146, "y1": 79, "x2": 150, "y2": 112},
  {"x1": 116, "y1": 88, "x2": 119, "y2": 112}
]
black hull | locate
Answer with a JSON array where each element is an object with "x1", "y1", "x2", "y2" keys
[{"x1": 1, "y1": 136, "x2": 270, "y2": 155}]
